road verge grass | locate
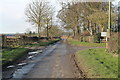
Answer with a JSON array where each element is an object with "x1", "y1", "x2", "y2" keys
[
  {"x1": 23, "y1": 39, "x2": 60, "y2": 47},
  {"x1": 1, "y1": 39, "x2": 60, "y2": 66},
  {"x1": 1, "y1": 48, "x2": 29, "y2": 66},
  {"x1": 68, "y1": 39, "x2": 105, "y2": 47},
  {"x1": 75, "y1": 48, "x2": 118, "y2": 78}
]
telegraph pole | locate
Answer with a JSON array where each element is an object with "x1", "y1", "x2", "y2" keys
[
  {"x1": 106, "y1": 0, "x2": 111, "y2": 49},
  {"x1": 108, "y1": 0, "x2": 111, "y2": 37},
  {"x1": 118, "y1": 2, "x2": 120, "y2": 54}
]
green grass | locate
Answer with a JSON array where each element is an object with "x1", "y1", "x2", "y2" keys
[
  {"x1": 76, "y1": 48, "x2": 118, "y2": 78},
  {"x1": 68, "y1": 39, "x2": 106, "y2": 47},
  {"x1": 1, "y1": 39, "x2": 60, "y2": 66},
  {"x1": 24, "y1": 39, "x2": 60, "y2": 47},
  {"x1": 24, "y1": 42, "x2": 50, "y2": 47},
  {"x1": 1, "y1": 48, "x2": 29, "y2": 66}
]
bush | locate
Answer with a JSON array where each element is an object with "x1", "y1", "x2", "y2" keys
[{"x1": 93, "y1": 33, "x2": 101, "y2": 43}]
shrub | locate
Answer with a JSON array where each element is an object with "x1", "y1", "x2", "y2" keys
[{"x1": 93, "y1": 33, "x2": 101, "y2": 43}]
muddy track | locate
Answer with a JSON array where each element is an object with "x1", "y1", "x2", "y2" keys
[{"x1": 71, "y1": 54, "x2": 87, "y2": 78}]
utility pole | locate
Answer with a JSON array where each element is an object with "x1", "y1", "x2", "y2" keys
[
  {"x1": 108, "y1": 0, "x2": 111, "y2": 37},
  {"x1": 118, "y1": 2, "x2": 120, "y2": 54},
  {"x1": 106, "y1": 0, "x2": 111, "y2": 49}
]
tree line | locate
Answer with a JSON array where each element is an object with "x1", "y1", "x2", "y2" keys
[
  {"x1": 25, "y1": 0, "x2": 118, "y2": 39},
  {"x1": 57, "y1": 1, "x2": 117, "y2": 38}
]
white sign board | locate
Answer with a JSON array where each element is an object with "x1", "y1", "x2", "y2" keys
[{"x1": 101, "y1": 32, "x2": 107, "y2": 37}]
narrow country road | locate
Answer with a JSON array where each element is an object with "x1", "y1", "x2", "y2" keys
[
  {"x1": 22, "y1": 41, "x2": 76, "y2": 78},
  {"x1": 10, "y1": 41, "x2": 103, "y2": 79}
]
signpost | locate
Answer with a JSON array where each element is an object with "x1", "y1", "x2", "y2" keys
[
  {"x1": 101, "y1": 32, "x2": 107, "y2": 43},
  {"x1": 101, "y1": 32, "x2": 107, "y2": 37}
]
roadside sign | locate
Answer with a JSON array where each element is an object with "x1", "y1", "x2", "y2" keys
[{"x1": 101, "y1": 32, "x2": 107, "y2": 37}]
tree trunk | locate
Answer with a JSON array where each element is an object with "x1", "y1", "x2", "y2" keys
[
  {"x1": 38, "y1": 24, "x2": 40, "y2": 37},
  {"x1": 94, "y1": 23, "x2": 97, "y2": 34},
  {"x1": 77, "y1": 26, "x2": 80, "y2": 34},
  {"x1": 90, "y1": 21, "x2": 93, "y2": 35},
  {"x1": 73, "y1": 29, "x2": 76, "y2": 38},
  {"x1": 46, "y1": 22, "x2": 49, "y2": 40},
  {"x1": 87, "y1": 20, "x2": 90, "y2": 31}
]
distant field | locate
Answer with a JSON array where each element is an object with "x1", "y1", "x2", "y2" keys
[
  {"x1": 68, "y1": 39, "x2": 106, "y2": 47},
  {"x1": 75, "y1": 48, "x2": 118, "y2": 78}
]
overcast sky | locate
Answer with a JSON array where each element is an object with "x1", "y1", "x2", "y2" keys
[
  {"x1": 0, "y1": 0, "x2": 61, "y2": 34},
  {"x1": 0, "y1": 0, "x2": 119, "y2": 34}
]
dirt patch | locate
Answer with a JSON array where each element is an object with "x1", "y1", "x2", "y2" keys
[
  {"x1": 71, "y1": 54, "x2": 87, "y2": 78},
  {"x1": 66, "y1": 42, "x2": 106, "y2": 78},
  {"x1": 66, "y1": 43, "x2": 87, "y2": 78}
]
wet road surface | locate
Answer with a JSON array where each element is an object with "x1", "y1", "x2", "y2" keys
[
  {"x1": 22, "y1": 41, "x2": 75, "y2": 78},
  {"x1": 6, "y1": 41, "x2": 103, "y2": 79}
]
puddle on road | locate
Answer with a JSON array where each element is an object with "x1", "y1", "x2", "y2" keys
[
  {"x1": 18, "y1": 63, "x2": 27, "y2": 66},
  {"x1": 13, "y1": 63, "x2": 35, "y2": 78},
  {"x1": 28, "y1": 50, "x2": 43, "y2": 55},
  {"x1": 11, "y1": 43, "x2": 59, "y2": 79},
  {"x1": 28, "y1": 55, "x2": 34, "y2": 59},
  {"x1": 7, "y1": 65, "x2": 15, "y2": 69}
]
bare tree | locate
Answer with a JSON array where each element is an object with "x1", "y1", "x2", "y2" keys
[
  {"x1": 25, "y1": 0, "x2": 53, "y2": 37},
  {"x1": 44, "y1": 8, "x2": 54, "y2": 38}
]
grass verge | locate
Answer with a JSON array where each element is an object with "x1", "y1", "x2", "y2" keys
[
  {"x1": 1, "y1": 48, "x2": 29, "y2": 66},
  {"x1": 75, "y1": 48, "x2": 118, "y2": 78},
  {"x1": 23, "y1": 39, "x2": 60, "y2": 47},
  {"x1": 68, "y1": 39, "x2": 105, "y2": 47},
  {"x1": 1, "y1": 39, "x2": 60, "y2": 66}
]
